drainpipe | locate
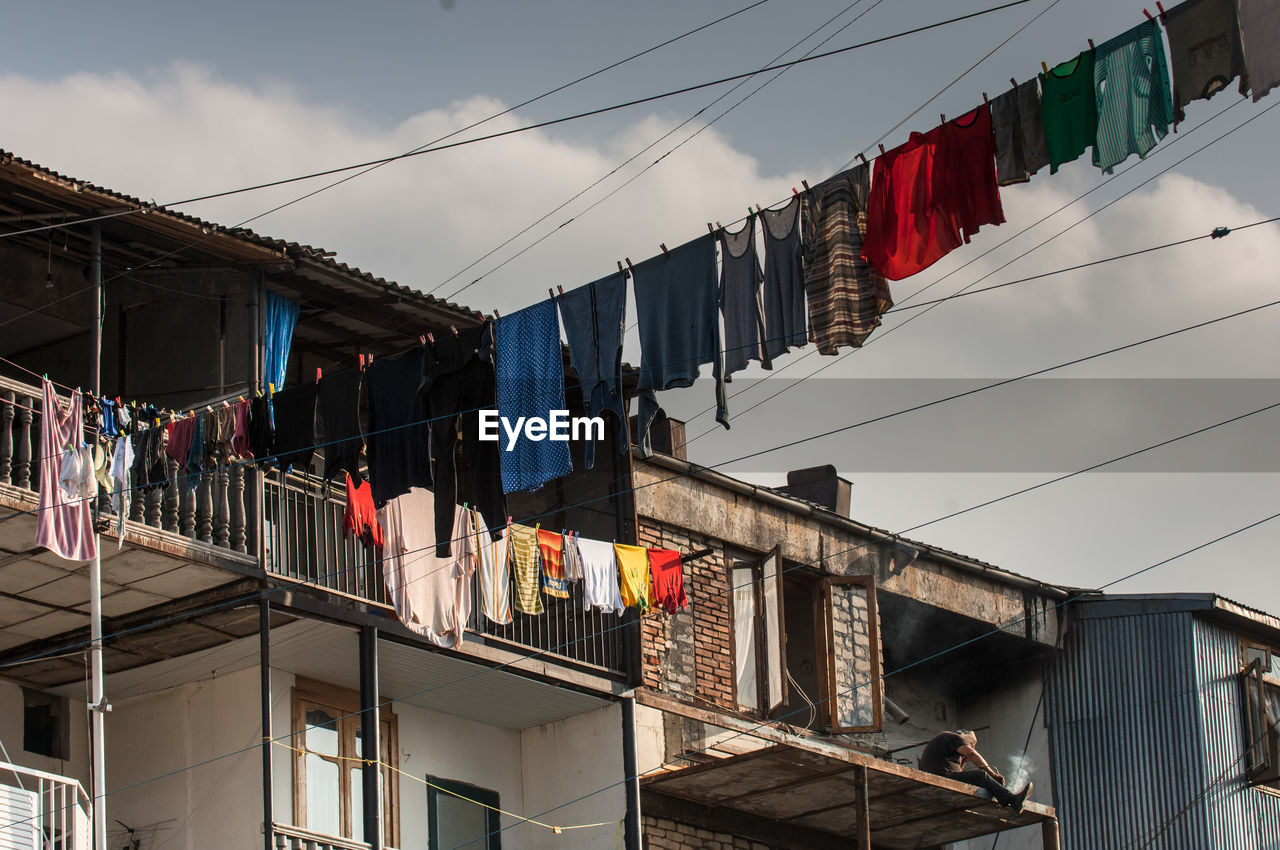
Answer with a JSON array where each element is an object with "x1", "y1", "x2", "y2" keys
[
  {"x1": 260, "y1": 599, "x2": 273, "y2": 850},
  {"x1": 360, "y1": 626, "x2": 381, "y2": 849},
  {"x1": 89, "y1": 222, "x2": 108, "y2": 850},
  {"x1": 621, "y1": 696, "x2": 641, "y2": 850}
]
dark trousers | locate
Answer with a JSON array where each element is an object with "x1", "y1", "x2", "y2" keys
[{"x1": 945, "y1": 769, "x2": 1014, "y2": 805}]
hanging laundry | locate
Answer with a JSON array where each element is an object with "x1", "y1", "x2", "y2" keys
[
  {"x1": 377, "y1": 487, "x2": 475, "y2": 648},
  {"x1": 231, "y1": 398, "x2": 254, "y2": 460},
  {"x1": 576, "y1": 537, "x2": 624, "y2": 615},
  {"x1": 472, "y1": 511, "x2": 512, "y2": 626},
  {"x1": 364, "y1": 349, "x2": 432, "y2": 506},
  {"x1": 613, "y1": 543, "x2": 653, "y2": 612},
  {"x1": 114, "y1": 403, "x2": 131, "y2": 437},
  {"x1": 110, "y1": 431, "x2": 133, "y2": 546},
  {"x1": 263, "y1": 290, "x2": 299, "y2": 391},
  {"x1": 129, "y1": 424, "x2": 169, "y2": 495},
  {"x1": 1092, "y1": 20, "x2": 1175, "y2": 174},
  {"x1": 718, "y1": 220, "x2": 772, "y2": 379},
  {"x1": 648, "y1": 548, "x2": 688, "y2": 614},
  {"x1": 205, "y1": 404, "x2": 236, "y2": 467},
  {"x1": 942, "y1": 105, "x2": 1006, "y2": 241},
  {"x1": 537, "y1": 528, "x2": 569, "y2": 599},
  {"x1": 99, "y1": 398, "x2": 119, "y2": 438},
  {"x1": 91, "y1": 442, "x2": 113, "y2": 509},
  {"x1": 342, "y1": 474, "x2": 384, "y2": 549},
  {"x1": 507, "y1": 523, "x2": 545, "y2": 615},
  {"x1": 318, "y1": 368, "x2": 364, "y2": 483},
  {"x1": 271, "y1": 382, "x2": 318, "y2": 474},
  {"x1": 1041, "y1": 50, "x2": 1099, "y2": 173},
  {"x1": 557, "y1": 271, "x2": 628, "y2": 470},
  {"x1": 1238, "y1": 0, "x2": 1280, "y2": 102},
  {"x1": 495, "y1": 300, "x2": 573, "y2": 493},
  {"x1": 420, "y1": 322, "x2": 506, "y2": 554},
  {"x1": 1164, "y1": 0, "x2": 1248, "y2": 123},
  {"x1": 58, "y1": 445, "x2": 95, "y2": 501},
  {"x1": 35, "y1": 380, "x2": 96, "y2": 561},
  {"x1": 562, "y1": 531, "x2": 585, "y2": 582},
  {"x1": 248, "y1": 394, "x2": 276, "y2": 466},
  {"x1": 183, "y1": 413, "x2": 205, "y2": 494},
  {"x1": 805, "y1": 164, "x2": 895, "y2": 346},
  {"x1": 991, "y1": 78, "x2": 1051, "y2": 186},
  {"x1": 633, "y1": 234, "x2": 728, "y2": 456},
  {"x1": 165, "y1": 416, "x2": 197, "y2": 467},
  {"x1": 863, "y1": 133, "x2": 960, "y2": 282},
  {"x1": 760, "y1": 197, "x2": 808, "y2": 361}
]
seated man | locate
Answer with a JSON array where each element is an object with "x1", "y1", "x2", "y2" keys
[{"x1": 918, "y1": 729, "x2": 1032, "y2": 813}]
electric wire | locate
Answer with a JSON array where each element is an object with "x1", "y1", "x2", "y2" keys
[{"x1": 0, "y1": 0, "x2": 773, "y2": 244}]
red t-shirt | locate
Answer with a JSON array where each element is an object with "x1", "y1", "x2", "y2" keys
[
  {"x1": 862, "y1": 126, "x2": 962, "y2": 281},
  {"x1": 647, "y1": 548, "x2": 688, "y2": 614},
  {"x1": 941, "y1": 104, "x2": 1005, "y2": 243}
]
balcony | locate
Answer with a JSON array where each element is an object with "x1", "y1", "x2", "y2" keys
[
  {"x1": 0, "y1": 761, "x2": 90, "y2": 850},
  {"x1": 0, "y1": 375, "x2": 627, "y2": 682}
]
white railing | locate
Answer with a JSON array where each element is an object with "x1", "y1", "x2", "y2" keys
[
  {"x1": 271, "y1": 822, "x2": 399, "y2": 850},
  {"x1": 0, "y1": 761, "x2": 90, "y2": 850}
]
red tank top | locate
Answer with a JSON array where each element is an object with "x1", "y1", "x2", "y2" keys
[{"x1": 343, "y1": 474, "x2": 384, "y2": 549}]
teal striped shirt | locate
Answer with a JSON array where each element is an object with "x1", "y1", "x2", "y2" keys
[{"x1": 1093, "y1": 19, "x2": 1176, "y2": 174}]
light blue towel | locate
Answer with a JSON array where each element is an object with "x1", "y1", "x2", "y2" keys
[{"x1": 495, "y1": 300, "x2": 573, "y2": 493}]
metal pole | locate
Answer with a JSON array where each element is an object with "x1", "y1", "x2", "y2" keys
[
  {"x1": 89, "y1": 221, "x2": 108, "y2": 850},
  {"x1": 359, "y1": 626, "x2": 381, "y2": 849},
  {"x1": 621, "y1": 696, "x2": 641, "y2": 850},
  {"x1": 260, "y1": 598, "x2": 273, "y2": 850}
]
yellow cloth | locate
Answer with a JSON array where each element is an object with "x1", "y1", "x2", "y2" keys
[
  {"x1": 508, "y1": 523, "x2": 544, "y2": 615},
  {"x1": 613, "y1": 543, "x2": 652, "y2": 612}
]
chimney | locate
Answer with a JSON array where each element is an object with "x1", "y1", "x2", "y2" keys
[
  {"x1": 630, "y1": 412, "x2": 687, "y2": 460},
  {"x1": 779, "y1": 465, "x2": 851, "y2": 517}
]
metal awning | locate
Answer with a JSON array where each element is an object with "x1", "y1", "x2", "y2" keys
[{"x1": 642, "y1": 744, "x2": 1059, "y2": 849}]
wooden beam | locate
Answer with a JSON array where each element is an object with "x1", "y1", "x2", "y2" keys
[{"x1": 852, "y1": 764, "x2": 871, "y2": 850}]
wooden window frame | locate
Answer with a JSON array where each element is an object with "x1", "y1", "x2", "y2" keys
[
  {"x1": 822, "y1": 575, "x2": 883, "y2": 734},
  {"x1": 427, "y1": 775, "x2": 502, "y2": 850},
  {"x1": 1242, "y1": 658, "x2": 1280, "y2": 788},
  {"x1": 291, "y1": 677, "x2": 400, "y2": 847},
  {"x1": 728, "y1": 547, "x2": 787, "y2": 717}
]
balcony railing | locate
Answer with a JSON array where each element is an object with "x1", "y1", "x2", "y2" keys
[
  {"x1": 0, "y1": 761, "x2": 91, "y2": 850},
  {"x1": 0, "y1": 375, "x2": 627, "y2": 679},
  {"x1": 271, "y1": 822, "x2": 391, "y2": 850},
  {"x1": 0, "y1": 374, "x2": 256, "y2": 555}
]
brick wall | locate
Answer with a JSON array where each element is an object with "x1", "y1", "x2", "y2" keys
[
  {"x1": 643, "y1": 815, "x2": 776, "y2": 850},
  {"x1": 638, "y1": 518, "x2": 735, "y2": 712}
]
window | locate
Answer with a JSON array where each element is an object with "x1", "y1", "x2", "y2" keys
[
  {"x1": 428, "y1": 776, "x2": 501, "y2": 850},
  {"x1": 1242, "y1": 651, "x2": 1280, "y2": 789},
  {"x1": 292, "y1": 679, "x2": 399, "y2": 846},
  {"x1": 22, "y1": 688, "x2": 69, "y2": 760},
  {"x1": 731, "y1": 548, "x2": 785, "y2": 715},
  {"x1": 728, "y1": 548, "x2": 883, "y2": 732}
]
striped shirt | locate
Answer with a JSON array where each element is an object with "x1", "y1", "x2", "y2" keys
[
  {"x1": 1093, "y1": 20, "x2": 1175, "y2": 174},
  {"x1": 508, "y1": 523, "x2": 544, "y2": 615},
  {"x1": 473, "y1": 512, "x2": 511, "y2": 626}
]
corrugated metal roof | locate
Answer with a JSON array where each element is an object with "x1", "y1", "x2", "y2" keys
[{"x1": 0, "y1": 148, "x2": 485, "y2": 321}]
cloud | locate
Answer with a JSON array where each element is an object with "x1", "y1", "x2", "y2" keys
[{"x1": 0, "y1": 63, "x2": 806, "y2": 314}]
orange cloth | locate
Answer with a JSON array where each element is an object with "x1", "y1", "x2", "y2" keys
[{"x1": 537, "y1": 528, "x2": 569, "y2": 598}]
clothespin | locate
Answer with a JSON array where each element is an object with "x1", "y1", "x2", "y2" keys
[
  {"x1": 358, "y1": 353, "x2": 366, "y2": 371},
  {"x1": 625, "y1": 257, "x2": 634, "y2": 270},
  {"x1": 756, "y1": 203, "x2": 764, "y2": 214},
  {"x1": 982, "y1": 92, "x2": 989, "y2": 104},
  {"x1": 857, "y1": 153, "x2": 868, "y2": 165},
  {"x1": 791, "y1": 187, "x2": 798, "y2": 196},
  {"x1": 1087, "y1": 38, "x2": 1095, "y2": 49},
  {"x1": 940, "y1": 113, "x2": 947, "y2": 125},
  {"x1": 427, "y1": 331, "x2": 435, "y2": 344},
  {"x1": 557, "y1": 285, "x2": 565, "y2": 297},
  {"x1": 268, "y1": 383, "x2": 275, "y2": 397},
  {"x1": 206, "y1": 404, "x2": 214, "y2": 414},
  {"x1": 1011, "y1": 77, "x2": 1019, "y2": 89},
  {"x1": 746, "y1": 207, "x2": 754, "y2": 218},
  {"x1": 462, "y1": 502, "x2": 469, "y2": 510},
  {"x1": 494, "y1": 309, "x2": 501, "y2": 320},
  {"x1": 878, "y1": 144, "x2": 886, "y2": 155},
  {"x1": 707, "y1": 222, "x2": 715, "y2": 234},
  {"x1": 1143, "y1": 8, "x2": 1153, "y2": 21},
  {"x1": 449, "y1": 324, "x2": 458, "y2": 336},
  {"x1": 716, "y1": 221, "x2": 723, "y2": 231},
  {"x1": 617, "y1": 260, "x2": 625, "y2": 275},
  {"x1": 801, "y1": 179, "x2": 811, "y2": 193},
  {"x1": 1156, "y1": 1, "x2": 1167, "y2": 19},
  {"x1": 659, "y1": 243, "x2": 670, "y2": 258},
  {"x1": 418, "y1": 334, "x2": 426, "y2": 346},
  {"x1": 507, "y1": 515, "x2": 513, "y2": 526},
  {"x1": 1041, "y1": 61, "x2": 1050, "y2": 74},
  {"x1": 548, "y1": 287, "x2": 556, "y2": 300},
  {"x1": 315, "y1": 367, "x2": 322, "y2": 384},
  {"x1": 1211, "y1": 226, "x2": 1231, "y2": 239}
]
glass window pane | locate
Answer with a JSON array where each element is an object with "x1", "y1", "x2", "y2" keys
[
  {"x1": 351, "y1": 767, "x2": 364, "y2": 843},
  {"x1": 305, "y1": 753, "x2": 341, "y2": 837},
  {"x1": 733, "y1": 566, "x2": 758, "y2": 711},
  {"x1": 436, "y1": 790, "x2": 489, "y2": 849},
  {"x1": 305, "y1": 708, "x2": 340, "y2": 757}
]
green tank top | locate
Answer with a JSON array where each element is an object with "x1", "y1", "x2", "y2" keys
[{"x1": 1040, "y1": 50, "x2": 1097, "y2": 174}]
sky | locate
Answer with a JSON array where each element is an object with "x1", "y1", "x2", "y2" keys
[{"x1": 1, "y1": 0, "x2": 1277, "y2": 612}]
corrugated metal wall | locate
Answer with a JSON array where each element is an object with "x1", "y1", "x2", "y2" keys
[
  {"x1": 1191, "y1": 618, "x2": 1280, "y2": 849},
  {"x1": 1046, "y1": 610, "x2": 1211, "y2": 848}
]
